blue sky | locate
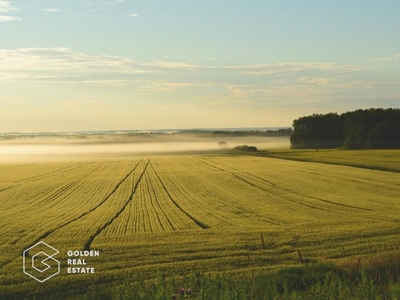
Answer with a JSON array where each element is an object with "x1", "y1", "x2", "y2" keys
[{"x1": 0, "y1": 0, "x2": 399, "y2": 132}]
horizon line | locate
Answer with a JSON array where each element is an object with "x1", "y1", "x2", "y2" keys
[{"x1": 0, "y1": 126, "x2": 293, "y2": 136}]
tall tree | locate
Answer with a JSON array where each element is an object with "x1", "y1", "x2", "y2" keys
[{"x1": 291, "y1": 108, "x2": 400, "y2": 149}]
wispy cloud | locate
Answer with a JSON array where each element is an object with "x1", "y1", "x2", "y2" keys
[
  {"x1": 142, "y1": 60, "x2": 366, "y2": 75},
  {"x1": 134, "y1": 80, "x2": 213, "y2": 92},
  {"x1": 0, "y1": 0, "x2": 20, "y2": 22},
  {"x1": 143, "y1": 60, "x2": 198, "y2": 70},
  {"x1": 0, "y1": 1, "x2": 18, "y2": 13},
  {"x1": 196, "y1": 82, "x2": 331, "y2": 110},
  {"x1": 0, "y1": 15, "x2": 20, "y2": 22},
  {"x1": 129, "y1": 13, "x2": 138, "y2": 17},
  {"x1": 231, "y1": 62, "x2": 366, "y2": 75},
  {"x1": 45, "y1": 8, "x2": 60, "y2": 13},
  {"x1": 0, "y1": 48, "x2": 158, "y2": 85},
  {"x1": 0, "y1": 47, "x2": 393, "y2": 104},
  {"x1": 197, "y1": 75, "x2": 392, "y2": 109},
  {"x1": 226, "y1": 84, "x2": 249, "y2": 98},
  {"x1": 229, "y1": 84, "x2": 331, "y2": 103},
  {"x1": 335, "y1": 81, "x2": 391, "y2": 89},
  {"x1": 0, "y1": 48, "x2": 149, "y2": 72},
  {"x1": 369, "y1": 53, "x2": 400, "y2": 62},
  {"x1": 300, "y1": 77, "x2": 331, "y2": 85},
  {"x1": 136, "y1": 81, "x2": 192, "y2": 92}
]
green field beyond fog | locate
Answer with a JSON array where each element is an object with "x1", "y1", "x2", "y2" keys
[
  {"x1": 268, "y1": 149, "x2": 400, "y2": 173},
  {"x1": 1, "y1": 138, "x2": 400, "y2": 299}
]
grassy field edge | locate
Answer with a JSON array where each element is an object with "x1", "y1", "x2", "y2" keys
[{"x1": 255, "y1": 149, "x2": 400, "y2": 174}]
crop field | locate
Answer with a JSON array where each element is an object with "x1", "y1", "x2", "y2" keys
[
  {"x1": 1, "y1": 153, "x2": 400, "y2": 299},
  {"x1": 268, "y1": 149, "x2": 400, "y2": 173}
]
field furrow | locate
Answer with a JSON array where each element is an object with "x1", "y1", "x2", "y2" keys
[
  {"x1": 83, "y1": 160, "x2": 150, "y2": 250},
  {"x1": 100, "y1": 161, "x2": 203, "y2": 236},
  {"x1": 22, "y1": 160, "x2": 144, "y2": 250},
  {"x1": 2, "y1": 153, "x2": 400, "y2": 297},
  {"x1": 0, "y1": 159, "x2": 141, "y2": 268},
  {"x1": 198, "y1": 157, "x2": 371, "y2": 212},
  {"x1": 203, "y1": 156, "x2": 400, "y2": 218},
  {"x1": 0, "y1": 161, "x2": 95, "y2": 196},
  {"x1": 152, "y1": 158, "x2": 288, "y2": 227}
]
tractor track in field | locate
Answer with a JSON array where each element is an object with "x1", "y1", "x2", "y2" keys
[
  {"x1": 144, "y1": 170, "x2": 176, "y2": 231},
  {"x1": 199, "y1": 157, "x2": 373, "y2": 212},
  {"x1": 230, "y1": 173, "x2": 332, "y2": 212},
  {"x1": 2, "y1": 160, "x2": 143, "y2": 265},
  {"x1": 149, "y1": 162, "x2": 210, "y2": 230},
  {"x1": 14, "y1": 161, "x2": 95, "y2": 184},
  {"x1": 172, "y1": 158, "x2": 284, "y2": 225},
  {"x1": 233, "y1": 168, "x2": 372, "y2": 212},
  {"x1": 252, "y1": 157, "x2": 400, "y2": 189},
  {"x1": 306, "y1": 169, "x2": 400, "y2": 190},
  {"x1": 8, "y1": 163, "x2": 105, "y2": 213},
  {"x1": 0, "y1": 161, "x2": 95, "y2": 195},
  {"x1": 34, "y1": 178, "x2": 90, "y2": 209},
  {"x1": 0, "y1": 186, "x2": 16, "y2": 193},
  {"x1": 83, "y1": 159, "x2": 150, "y2": 251},
  {"x1": 152, "y1": 161, "x2": 238, "y2": 227},
  {"x1": 193, "y1": 157, "x2": 333, "y2": 213}
]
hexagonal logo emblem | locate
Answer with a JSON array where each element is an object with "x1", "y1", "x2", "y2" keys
[{"x1": 23, "y1": 241, "x2": 60, "y2": 282}]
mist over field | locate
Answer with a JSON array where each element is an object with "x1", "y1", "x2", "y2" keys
[{"x1": 0, "y1": 135, "x2": 290, "y2": 162}]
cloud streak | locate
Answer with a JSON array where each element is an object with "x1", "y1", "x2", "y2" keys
[
  {"x1": 45, "y1": 8, "x2": 60, "y2": 13},
  {"x1": 0, "y1": 15, "x2": 20, "y2": 22},
  {"x1": 0, "y1": 48, "x2": 152, "y2": 74},
  {"x1": 230, "y1": 62, "x2": 367, "y2": 75},
  {"x1": 143, "y1": 60, "x2": 367, "y2": 75},
  {"x1": 0, "y1": 47, "x2": 396, "y2": 110},
  {"x1": 1, "y1": 48, "x2": 367, "y2": 80},
  {"x1": 0, "y1": 1, "x2": 17, "y2": 13},
  {"x1": 0, "y1": 0, "x2": 20, "y2": 22},
  {"x1": 369, "y1": 53, "x2": 400, "y2": 62}
]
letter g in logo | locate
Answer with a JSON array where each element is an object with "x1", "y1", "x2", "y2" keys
[{"x1": 23, "y1": 241, "x2": 60, "y2": 282}]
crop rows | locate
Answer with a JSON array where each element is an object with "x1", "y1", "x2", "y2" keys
[
  {"x1": 201, "y1": 156, "x2": 400, "y2": 219},
  {"x1": 100, "y1": 161, "x2": 202, "y2": 236},
  {"x1": 148, "y1": 159, "x2": 282, "y2": 227},
  {"x1": 51, "y1": 160, "x2": 147, "y2": 243},
  {"x1": 0, "y1": 159, "x2": 141, "y2": 268},
  {"x1": 1, "y1": 154, "x2": 400, "y2": 292}
]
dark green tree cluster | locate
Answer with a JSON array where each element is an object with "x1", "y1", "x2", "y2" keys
[
  {"x1": 290, "y1": 113, "x2": 343, "y2": 148},
  {"x1": 290, "y1": 108, "x2": 400, "y2": 149}
]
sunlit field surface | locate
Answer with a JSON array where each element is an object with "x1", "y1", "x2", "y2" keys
[
  {"x1": 1, "y1": 138, "x2": 400, "y2": 299},
  {"x1": 269, "y1": 149, "x2": 400, "y2": 173}
]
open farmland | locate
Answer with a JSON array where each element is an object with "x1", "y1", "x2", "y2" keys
[
  {"x1": 268, "y1": 149, "x2": 400, "y2": 173},
  {"x1": 1, "y1": 152, "x2": 400, "y2": 299}
]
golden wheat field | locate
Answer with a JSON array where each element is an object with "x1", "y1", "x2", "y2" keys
[{"x1": 1, "y1": 149, "x2": 400, "y2": 298}]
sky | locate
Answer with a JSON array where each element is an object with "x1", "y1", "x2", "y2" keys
[{"x1": 0, "y1": 0, "x2": 399, "y2": 132}]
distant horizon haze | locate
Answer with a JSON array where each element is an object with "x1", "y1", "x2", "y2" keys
[{"x1": 0, "y1": 126, "x2": 293, "y2": 135}]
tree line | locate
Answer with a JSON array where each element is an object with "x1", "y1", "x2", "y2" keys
[
  {"x1": 290, "y1": 108, "x2": 400, "y2": 149},
  {"x1": 212, "y1": 128, "x2": 292, "y2": 137}
]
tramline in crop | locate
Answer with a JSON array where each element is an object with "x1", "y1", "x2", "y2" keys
[{"x1": 1, "y1": 154, "x2": 400, "y2": 299}]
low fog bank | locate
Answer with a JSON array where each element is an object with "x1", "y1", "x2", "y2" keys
[{"x1": 0, "y1": 136, "x2": 290, "y2": 162}]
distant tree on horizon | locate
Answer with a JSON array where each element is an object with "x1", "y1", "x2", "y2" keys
[{"x1": 290, "y1": 108, "x2": 400, "y2": 149}]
